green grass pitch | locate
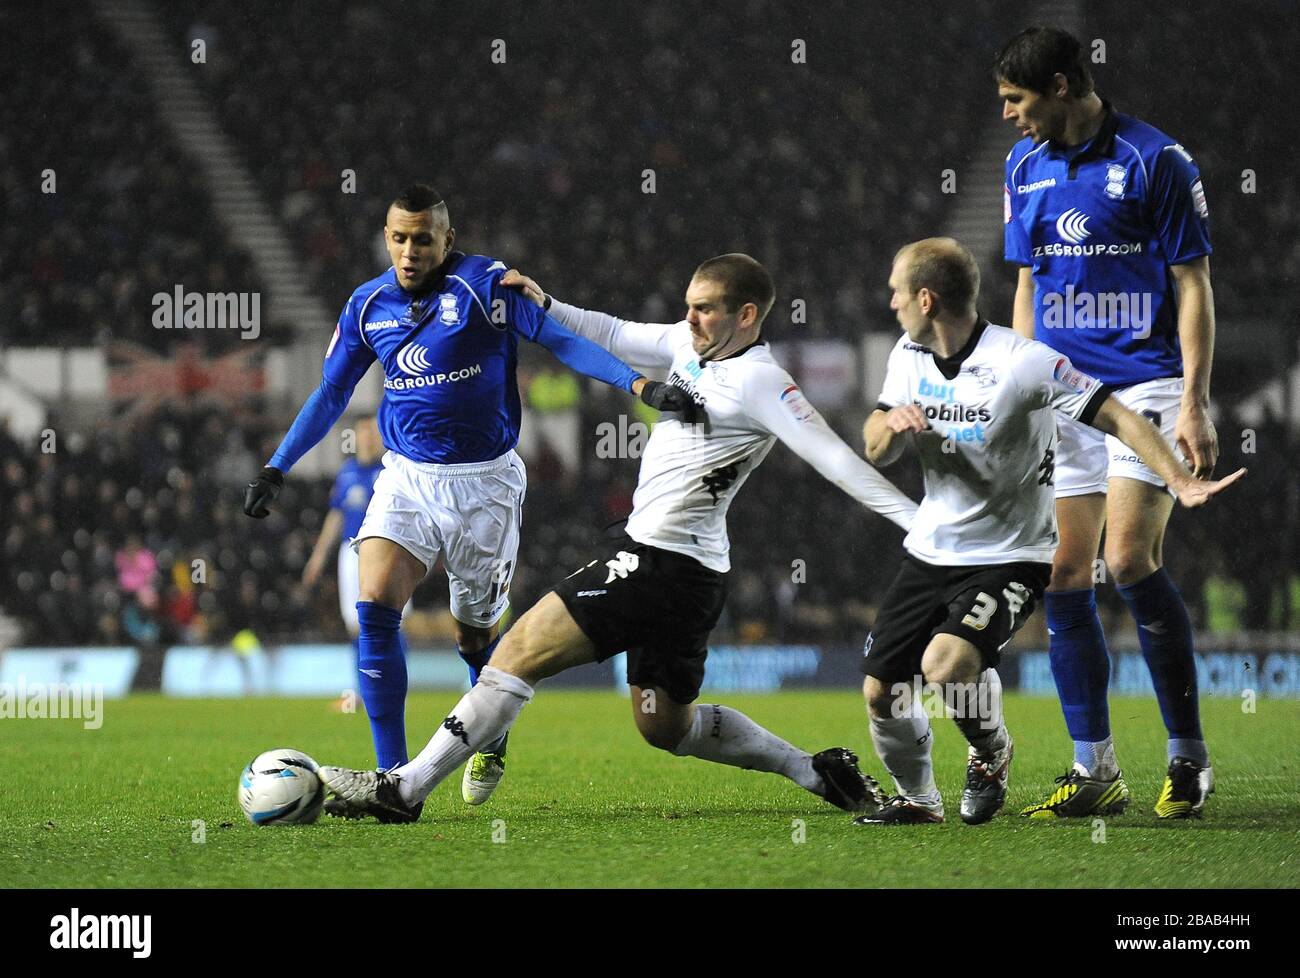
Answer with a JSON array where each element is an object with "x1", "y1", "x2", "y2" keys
[{"x1": 2, "y1": 691, "x2": 1297, "y2": 888}]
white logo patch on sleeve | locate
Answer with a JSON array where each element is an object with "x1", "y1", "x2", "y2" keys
[
  {"x1": 1003, "y1": 186, "x2": 1012, "y2": 224},
  {"x1": 1052, "y1": 357, "x2": 1088, "y2": 393},
  {"x1": 1191, "y1": 179, "x2": 1209, "y2": 219},
  {"x1": 779, "y1": 384, "x2": 816, "y2": 422},
  {"x1": 326, "y1": 324, "x2": 340, "y2": 358}
]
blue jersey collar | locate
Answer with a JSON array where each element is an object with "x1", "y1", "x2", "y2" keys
[{"x1": 1047, "y1": 99, "x2": 1120, "y2": 177}]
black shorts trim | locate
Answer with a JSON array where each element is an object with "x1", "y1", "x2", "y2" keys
[{"x1": 553, "y1": 535, "x2": 727, "y2": 704}]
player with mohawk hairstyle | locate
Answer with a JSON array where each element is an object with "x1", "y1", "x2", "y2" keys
[{"x1": 244, "y1": 184, "x2": 695, "y2": 813}]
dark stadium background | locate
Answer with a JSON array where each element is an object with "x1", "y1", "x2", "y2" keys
[{"x1": 2, "y1": 1, "x2": 1296, "y2": 696}]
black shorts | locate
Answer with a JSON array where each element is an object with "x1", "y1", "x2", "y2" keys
[
  {"x1": 860, "y1": 554, "x2": 1051, "y2": 684},
  {"x1": 553, "y1": 535, "x2": 727, "y2": 705}
]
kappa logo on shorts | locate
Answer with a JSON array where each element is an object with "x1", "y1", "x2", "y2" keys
[{"x1": 604, "y1": 551, "x2": 640, "y2": 584}]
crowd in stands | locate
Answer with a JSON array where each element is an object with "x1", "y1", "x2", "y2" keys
[
  {"x1": 7, "y1": 5, "x2": 1290, "y2": 356},
  {"x1": 1, "y1": 3, "x2": 268, "y2": 352},
  {"x1": 1, "y1": 397, "x2": 1293, "y2": 650},
  {"x1": 164, "y1": 1, "x2": 1023, "y2": 338}
]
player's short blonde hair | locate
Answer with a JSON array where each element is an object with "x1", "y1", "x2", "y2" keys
[{"x1": 895, "y1": 238, "x2": 980, "y2": 316}]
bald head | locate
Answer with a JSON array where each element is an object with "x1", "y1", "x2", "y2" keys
[{"x1": 894, "y1": 237, "x2": 980, "y2": 317}]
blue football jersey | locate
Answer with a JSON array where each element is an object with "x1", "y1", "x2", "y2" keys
[
  {"x1": 324, "y1": 252, "x2": 563, "y2": 464},
  {"x1": 1004, "y1": 103, "x2": 1212, "y2": 387},
  {"x1": 329, "y1": 457, "x2": 383, "y2": 540}
]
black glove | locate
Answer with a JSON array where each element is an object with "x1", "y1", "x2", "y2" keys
[
  {"x1": 639, "y1": 380, "x2": 704, "y2": 422},
  {"x1": 244, "y1": 466, "x2": 284, "y2": 518}
]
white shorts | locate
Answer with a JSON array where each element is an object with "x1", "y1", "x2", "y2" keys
[
  {"x1": 1054, "y1": 377, "x2": 1183, "y2": 498},
  {"x1": 352, "y1": 450, "x2": 527, "y2": 627},
  {"x1": 337, "y1": 543, "x2": 412, "y2": 633}
]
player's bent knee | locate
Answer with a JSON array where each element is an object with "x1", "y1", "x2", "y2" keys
[
  {"x1": 1048, "y1": 564, "x2": 1096, "y2": 591},
  {"x1": 638, "y1": 711, "x2": 694, "y2": 752},
  {"x1": 1049, "y1": 547, "x2": 1097, "y2": 591},
  {"x1": 640, "y1": 723, "x2": 688, "y2": 752}
]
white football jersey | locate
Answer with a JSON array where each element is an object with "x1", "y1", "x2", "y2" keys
[
  {"x1": 877, "y1": 321, "x2": 1107, "y2": 566},
  {"x1": 550, "y1": 300, "x2": 918, "y2": 572}
]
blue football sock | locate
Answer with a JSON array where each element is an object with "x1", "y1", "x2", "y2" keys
[
  {"x1": 1116, "y1": 568, "x2": 1205, "y2": 756},
  {"x1": 1045, "y1": 589, "x2": 1113, "y2": 765},
  {"x1": 356, "y1": 601, "x2": 409, "y2": 770},
  {"x1": 457, "y1": 635, "x2": 500, "y2": 687},
  {"x1": 458, "y1": 635, "x2": 508, "y2": 757}
]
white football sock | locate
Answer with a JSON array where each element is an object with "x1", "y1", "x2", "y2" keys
[
  {"x1": 950, "y1": 667, "x2": 1008, "y2": 755},
  {"x1": 869, "y1": 705, "x2": 942, "y2": 808},
  {"x1": 1076, "y1": 737, "x2": 1119, "y2": 781},
  {"x1": 394, "y1": 666, "x2": 533, "y2": 806},
  {"x1": 671, "y1": 704, "x2": 823, "y2": 795}
]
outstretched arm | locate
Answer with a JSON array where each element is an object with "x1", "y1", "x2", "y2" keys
[
  {"x1": 500, "y1": 269, "x2": 679, "y2": 371},
  {"x1": 748, "y1": 372, "x2": 918, "y2": 531},
  {"x1": 268, "y1": 378, "x2": 355, "y2": 472},
  {"x1": 530, "y1": 314, "x2": 642, "y2": 394},
  {"x1": 245, "y1": 302, "x2": 373, "y2": 518},
  {"x1": 1089, "y1": 396, "x2": 1243, "y2": 508}
]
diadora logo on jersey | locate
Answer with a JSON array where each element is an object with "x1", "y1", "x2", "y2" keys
[
  {"x1": 345, "y1": 484, "x2": 368, "y2": 507},
  {"x1": 364, "y1": 319, "x2": 401, "y2": 332},
  {"x1": 438, "y1": 293, "x2": 460, "y2": 325},
  {"x1": 779, "y1": 384, "x2": 815, "y2": 422},
  {"x1": 604, "y1": 551, "x2": 640, "y2": 584},
  {"x1": 1056, "y1": 208, "x2": 1092, "y2": 244},
  {"x1": 1016, "y1": 177, "x2": 1057, "y2": 194},
  {"x1": 1104, "y1": 163, "x2": 1127, "y2": 200}
]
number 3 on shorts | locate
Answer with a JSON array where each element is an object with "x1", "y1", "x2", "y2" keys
[
  {"x1": 962, "y1": 592, "x2": 998, "y2": 630},
  {"x1": 962, "y1": 583, "x2": 1029, "y2": 631}
]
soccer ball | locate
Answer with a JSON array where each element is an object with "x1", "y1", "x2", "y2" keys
[{"x1": 238, "y1": 748, "x2": 325, "y2": 825}]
